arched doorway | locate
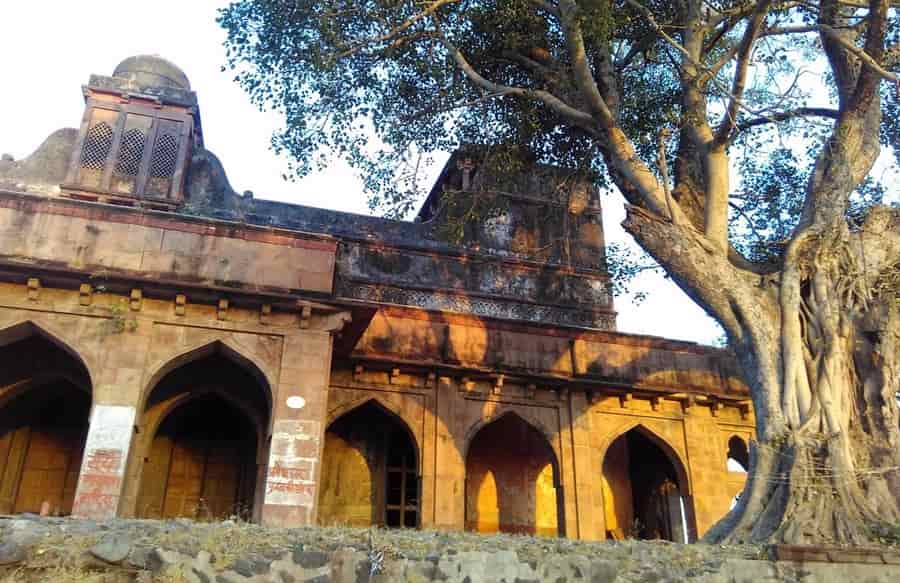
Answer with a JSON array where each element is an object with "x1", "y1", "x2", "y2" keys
[
  {"x1": 0, "y1": 324, "x2": 91, "y2": 515},
  {"x1": 601, "y1": 427, "x2": 691, "y2": 542},
  {"x1": 135, "y1": 345, "x2": 269, "y2": 521},
  {"x1": 726, "y1": 436, "x2": 749, "y2": 509},
  {"x1": 318, "y1": 401, "x2": 419, "y2": 528},
  {"x1": 727, "y1": 436, "x2": 749, "y2": 473},
  {"x1": 465, "y1": 413, "x2": 562, "y2": 536}
]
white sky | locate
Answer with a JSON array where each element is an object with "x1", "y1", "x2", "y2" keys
[{"x1": 0, "y1": 0, "x2": 742, "y2": 345}]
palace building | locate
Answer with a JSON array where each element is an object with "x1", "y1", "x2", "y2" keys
[{"x1": 0, "y1": 56, "x2": 752, "y2": 541}]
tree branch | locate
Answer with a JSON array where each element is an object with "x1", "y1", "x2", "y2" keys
[
  {"x1": 714, "y1": 1, "x2": 774, "y2": 145},
  {"x1": 734, "y1": 107, "x2": 840, "y2": 133}
]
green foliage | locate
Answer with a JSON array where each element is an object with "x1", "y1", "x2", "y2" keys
[{"x1": 218, "y1": 0, "x2": 897, "y2": 274}]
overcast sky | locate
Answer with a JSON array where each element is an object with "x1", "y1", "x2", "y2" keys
[{"x1": 13, "y1": 0, "x2": 866, "y2": 346}]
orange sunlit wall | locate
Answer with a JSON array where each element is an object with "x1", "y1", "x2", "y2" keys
[{"x1": 465, "y1": 414, "x2": 559, "y2": 536}]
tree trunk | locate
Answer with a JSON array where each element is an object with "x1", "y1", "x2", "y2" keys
[
  {"x1": 705, "y1": 242, "x2": 900, "y2": 545},
  {"x1": 624, "y1": 204, "x2": 900, "y2": 545}
]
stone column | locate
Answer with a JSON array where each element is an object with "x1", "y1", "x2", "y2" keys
[
  {"x1": 71, "y1": 405, "x2": 136, "y2": 519},
  {"x1": 431, "y1": 376, "x2": 466, "y2": 530},
  {"x1": 259, "y1": 329, "x2": 336, "y2": 527},
  {"x1": 418, "y1": 377, "x2": 438, "y2": 528},
  {"x1": 562, "y1": 391, "x2": 601, "y2": 540},
  {"x1": 682, "y1": 411, "x2": 725, "y2": 539}
]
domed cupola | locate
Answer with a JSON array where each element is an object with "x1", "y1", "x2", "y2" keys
[{"x1": 61, "y1": 55, "x2": 203, "y2": 210}]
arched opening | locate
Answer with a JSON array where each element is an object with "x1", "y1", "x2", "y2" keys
[
  {"x1": 318, "y1": 401, "x2": 419, "y2": 528},
  {"x1": 465, "y1": 413, "x2": 562, "y2": 537},
  {"x1": 0, "y1": 324, "x2": 91, "y2": 515},
  {"x1": 727, "y1": 436, "x2": 749, "y2": 473},
  {"x1": 135, "y1": 347, "x2": 269, "y2": 521},
  {"x1": 601, "y1": 427, "x2": 690, "y2": 542},
  {"x1": 726, "y1": 436, "x2": 749, "y2": 510}
]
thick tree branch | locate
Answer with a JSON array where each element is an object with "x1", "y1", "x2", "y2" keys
[
  {"x1": 557, "y1": 0, "x2": 617, "y2": 126},
  {"x1": 714, "y1": 1, "x2": 773, "y2": 145}
]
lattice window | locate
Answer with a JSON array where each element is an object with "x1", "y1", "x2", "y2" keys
[
  {"x1": 79, "y1": 122, "x2": 113, "y2": 171},
  {"x1": 150, "y1": 133, "x2": 179, "y2": 179},
  {"x1": 115, "y1": 128, "x2": 146, "y2": 176},
  {"x1": 145, "y1": 132, "x2": 180, "y2": 198}
]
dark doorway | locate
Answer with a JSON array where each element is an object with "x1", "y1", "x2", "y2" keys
[
  {"x1": 318, "y1": 401, "x2": 419, "y2": 528},
  {"x1": 136, "y1": 347, "x2": 269, "y2": 521},
  {"x1": 0, "y1": 328, "x2": 91, "y2": 516},
  {"x1": 601, "y1": 428, "x2": 689, "y2": 542}
]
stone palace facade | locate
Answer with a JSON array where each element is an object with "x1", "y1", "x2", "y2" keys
[{"x1": 0, "y1": 56, "x2": 753, "y2": 541}]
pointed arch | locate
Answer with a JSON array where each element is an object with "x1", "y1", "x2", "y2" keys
[
  {"x1": 319, "y1": 397, "x2": 421, "y2": 528},
  {"x1": 462, "y1": 408, "x2": 555, "y2": 463},
  {"x1": 0, "y1": 320, "x2": 92, "y2": 515},
  {"x1": 0, "y1": 320, "x2": 93, "y2": 393},
  {"x1": 597, "y1": 422, "x2": 691, "y2": 495},
  {"x1": 727, "y1": 435, "x2": 750, "y2": 472},
  {"x1": 326, "y1": 396, "x2": 420, "y2": 466},
  {"x1": 464, "y1": 409, "x2": 564, "y2": 536},
  {"x1": 140, "y1": 339, "x2": 273, "y2": 417},
  {"x1": 129, "y1": 338, "x2": 273, "y2": 522}
]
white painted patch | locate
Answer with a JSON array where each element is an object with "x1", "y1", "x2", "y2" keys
[
  {"x1": 82, "y1": 405, "x2": 136, "y2": 476},
  {"x1": 264, "y1": 420, "x2": 318, "y2": 506},
  {"x1": 286, "y1": 396, "x2": 306, "y2": 410}
]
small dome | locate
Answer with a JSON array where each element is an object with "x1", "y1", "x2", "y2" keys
[{"x1": 112, "y1": 55, "x2": 190, "y2": 90}]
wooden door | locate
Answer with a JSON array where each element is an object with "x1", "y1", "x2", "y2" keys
[
  {"x1": 14, "y1": 426, "x2": 81, "y2": 514},
  {"x1": 200, "y1": 441, "x2": 241, "y2": 518},
  {"x1": 161, "y1": 437, "x2": 206, "y2": 518}
]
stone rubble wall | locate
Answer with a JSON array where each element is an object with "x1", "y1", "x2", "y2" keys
[{"x1": 0, "y1": 518, "x2": 896, "y2": 583}]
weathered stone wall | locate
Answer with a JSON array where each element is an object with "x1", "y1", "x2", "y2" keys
[
  {"x1": 0, "y1": 278, "x2": 346, "y2": 528},
  {"x1": 326, "y1": 318, "x2": 754, "y2": 541},
  {"x1": 0, "y1": 192, "x2": 336, "y2": 296}
]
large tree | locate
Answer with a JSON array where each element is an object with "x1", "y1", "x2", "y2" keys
[{"x1": 219, "y1": 0, "x2": 900, "y2": 545}]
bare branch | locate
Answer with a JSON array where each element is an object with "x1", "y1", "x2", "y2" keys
[
  {"x1": 434, "y1": 28, "x2": 596, "y2": 128},
  {"x1": 735, "y1": 107, "x2": 841, "y2": 133},
  {"x1": 335, "y1": 0, "x2": 460, "y2": 58},
  {"x1": 557, "y1": 0, "x2": 617, "y2": 126}
]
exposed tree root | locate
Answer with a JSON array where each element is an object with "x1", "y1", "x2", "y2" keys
[{"x1": 705, "y1": 432, "x2": 900, "y2": 545}]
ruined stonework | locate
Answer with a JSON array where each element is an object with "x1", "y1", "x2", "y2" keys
[{"x1": 0, "y1": 56, "x2": 753, "y2": 540}]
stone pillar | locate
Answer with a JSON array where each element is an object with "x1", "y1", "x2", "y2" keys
[
  {"x1": 561, "y1": 391, "x2": 601, "y2": 540},
  {"x1": 431, "y1": 377, "x2": 466, "y2": 530},
  {"x1": 260, "y1": 330, "x2": 334, "y2": 528},
  {"x1": 72, "y1": 405, "x2": 136, "y2": 519},
  {"x1": 418, "y1": 378, "x2": 438, "y2": 528},
  {"x1": 682, "y1": 411, "x2": 726, "y2": 538}
]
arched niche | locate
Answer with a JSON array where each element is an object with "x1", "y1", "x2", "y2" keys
[
  {"x1": 600, "y1": 425, "x2": 694, "y2": 542},
  {"x1": 132, "y1": 341, "x2": 271, "y2": 522},
  {"x1": 0, "y1": 321, "x2": 92, "y2": 515},
  {"x1": 727, "y1": 436, "x2": 749, "y2": 473},
  {"x1": 464, "y1": 412, "x2": 563, "y2": 537},
  {"x1": 318, "y1": 399, "x2": 420, "y2": 528}
]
